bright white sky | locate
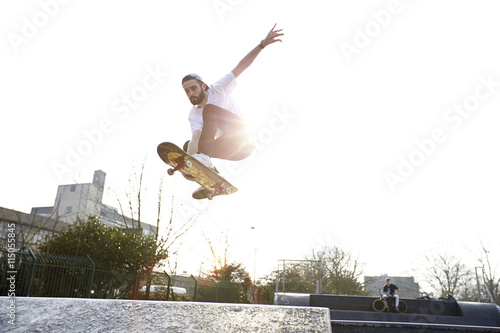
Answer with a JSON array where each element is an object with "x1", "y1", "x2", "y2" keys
[{"x1": 1, "y1": 0, "x2": 499, "y2": 292}]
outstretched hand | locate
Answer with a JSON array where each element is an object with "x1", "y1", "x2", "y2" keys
[
  {"x1": 261, "y1": 24, "x2": 284, "y2": 48},
  {"x1": 232, "y1": 23, "x2": 284, "y2": 77}
]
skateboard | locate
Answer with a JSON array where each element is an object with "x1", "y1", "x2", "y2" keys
[{"x1": 157, "y1": 142, "x2": 238, "y2": 200}]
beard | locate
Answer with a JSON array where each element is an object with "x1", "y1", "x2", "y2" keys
[{"x1": 190, "y1": 89, "x2": 206, "y2": 106}]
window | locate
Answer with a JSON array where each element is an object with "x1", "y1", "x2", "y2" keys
[
  {"x1": 66, "y1": 206, "x2": 72, "y2": 213},
  {"x1": 70, "y1": 185, "x2": 76, "y2": 192}
]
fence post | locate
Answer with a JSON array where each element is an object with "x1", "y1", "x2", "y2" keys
[
  {"x1": 27, "y1": 249, "x2": 37, "y2": 297},
  {"x1": 213, "y1": 280, "x2": 219, "y2": 302},
  {"x1": 87, "y1": 255, "x2": 95, "y2": 298},
  {"x1": 163, "y1": 271, "x2": 171, "y2": 301},
  {"x1": 145, "y1": 272, "x2": 152, "y2": 300},
  {"x1": 319, "y1": 259, "x2": 322, "y2": 295},
  {"x1": 275, "y1": 270, "x2": 279, "y2": 294},
  {"x1": 282, "y1": 260, "x2": 286, "y2": 292},
  {"x1": 190, "y1": 274, "x2": 198, "y2": 301}
]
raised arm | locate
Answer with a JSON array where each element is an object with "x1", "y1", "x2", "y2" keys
[{"x1": 231, "y1": 24, "x2": 284, "y2": 78}]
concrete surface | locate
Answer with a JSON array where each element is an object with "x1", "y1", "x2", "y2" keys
[{"x1": 0, "y1": 297, "x2": 332, "y2": 333}]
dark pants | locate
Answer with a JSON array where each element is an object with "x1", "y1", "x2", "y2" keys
[{"x1": 197, "y1": 104, "x2": 254, "y2": 161}]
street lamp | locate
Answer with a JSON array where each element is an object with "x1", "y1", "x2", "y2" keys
[{"x1": 251, "y1": 226, "x2": 257, "y2": 284}]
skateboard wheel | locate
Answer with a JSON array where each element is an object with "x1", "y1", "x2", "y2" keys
[
  {"x1": 186, "y1": 160, "x2": 193, "y2": 168},
  {"x1": 207, "y1": 193, "x2": 213, "y2": 200},
  {"x1": 167, "y1": 168, "x2": 175, "y2": 176},
  {"x1": 225, "y1": 188, "x2": 232, "y2": 195}
]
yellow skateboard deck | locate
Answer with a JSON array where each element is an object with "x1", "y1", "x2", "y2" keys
[{"x1": 157, "y1": 142, "x2": 238, "y2": 200}]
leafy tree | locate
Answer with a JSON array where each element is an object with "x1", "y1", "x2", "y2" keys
[
  {"x1": 257, "y1": 245, "x2": 368, "y2": 303},
  {"x1": 199, "y1": 229, "x2": 253, "y2": 303},
  {"x1": 276, "y1": 261, "x2": 319, "y2": 294},
  {"x1": 256, "y1": 271, "x2": 279, "y2": 304},
  {"x1": 209, "y1": 262, "x2": 250, "y2": 283},
  {"x1": 39, "y1": 216, "x2": 162, "y2": 276},
  {"x1": 207, "y1": 262, "x2": 253, "y2": 303},
  {"x1": 311, "y1": 245, "x2": 368, "y2": 295}
]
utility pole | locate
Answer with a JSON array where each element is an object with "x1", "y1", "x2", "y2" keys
[{"x1": 475, "y1": 267, "x2": 482, "y2": 303}]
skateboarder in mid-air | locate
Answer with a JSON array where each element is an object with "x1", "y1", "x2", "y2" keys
[{"x1": 182, "y1": 24, "x2": 284, "y2": 173}]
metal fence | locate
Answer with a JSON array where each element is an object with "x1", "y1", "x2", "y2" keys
[
  {"x1": 0, "y1": 247, "x2": 137, "y2": 299},
  {"x1": 197, "y1": 280, "x2": 261, "y2": 303},
  {"x1": 275, "y1": 259, "x2": 322, "y2": 294},
  {"x1": 0, "y1": 248, "x2": 260, "y2": 303}
]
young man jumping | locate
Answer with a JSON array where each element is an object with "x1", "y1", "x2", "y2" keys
[{"x1": 181, "y1": 24, "x2": 284, "y2": 173}]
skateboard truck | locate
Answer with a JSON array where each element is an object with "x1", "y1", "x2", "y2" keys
[
  {"x1": 214, "y1": 183, "x2": 232, "y2": 195},
  {"x1": 166, "y1": 156, "x2": 192, "y2": 176}
]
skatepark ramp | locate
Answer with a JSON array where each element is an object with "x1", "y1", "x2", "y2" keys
[
  {"x1": 275, "y1": 293, "x2": 500, "y2": 332},
  {"x1": 0, "y1": 296, "x2": 332, "y2": 332}
]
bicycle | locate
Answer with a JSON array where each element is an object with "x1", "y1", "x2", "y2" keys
[{"x1": 372, "y1": 294, "x2": 408, "y2": 313}]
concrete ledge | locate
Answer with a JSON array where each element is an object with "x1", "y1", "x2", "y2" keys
[{"x1": 0, "y1": 297, "x2": 332, "y2": 333}]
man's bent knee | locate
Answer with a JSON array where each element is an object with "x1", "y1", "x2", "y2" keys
[{"x1": 232, "y1": 145, "x2": 254, "y2": 161}]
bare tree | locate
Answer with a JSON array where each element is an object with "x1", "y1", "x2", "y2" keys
[
  {"x1": 478, "y1": 242, "x2": 500, "y2": 304},
  {"x1": 17, "y1": 210, "x2": 60, "y2": 250},
  {"x1": 116, "y1": 163, "x2": 201, "y2": 243},
  {"x1": 114, "y1": 162, "x2": 204, "y2": 297},
  {"x1": 423, "y1": 253, "x2": 474, "y2": 299},
  {"x1": 157, "y1": 173, "x2": 205, "y2": 273},
  {"x1": 202, "y1": 228, "x2": 231, "y2": 276},
  {"x1": 117, "y1": 162, "x2": 146, "y2": 231}
]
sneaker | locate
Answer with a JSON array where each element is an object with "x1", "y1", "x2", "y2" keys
[
  {"x1": 192, "y1": 153, "x2": 215, "y2": 170},
  {"x1": 193, "y1": 187, "x2": 212, "y2": 200}
]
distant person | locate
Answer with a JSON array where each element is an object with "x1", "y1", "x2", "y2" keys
[
  {"x1": 382, "y1": 277, "x2": 400, "y2": 310},
  {"x1": 181, "y1": 24, "x2": 284, "y2": 173}
]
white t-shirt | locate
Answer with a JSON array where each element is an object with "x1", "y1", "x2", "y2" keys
[{"x1": 188, "y1": 72, "x2": 242, "y2": 135}]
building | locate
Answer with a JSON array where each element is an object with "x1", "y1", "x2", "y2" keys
[
  {"x1": 0, "y1": 207, "x2": 71, "y2": 250},
  {"x1": 31, "y1": 170, "x2": 105, "y2": 224},
  {"x1": 31, "y1": 170, "x2": 156, "y2": 236},
  {"x1": 364, "y1": 274, "x2": 420, "y2": 298}
]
